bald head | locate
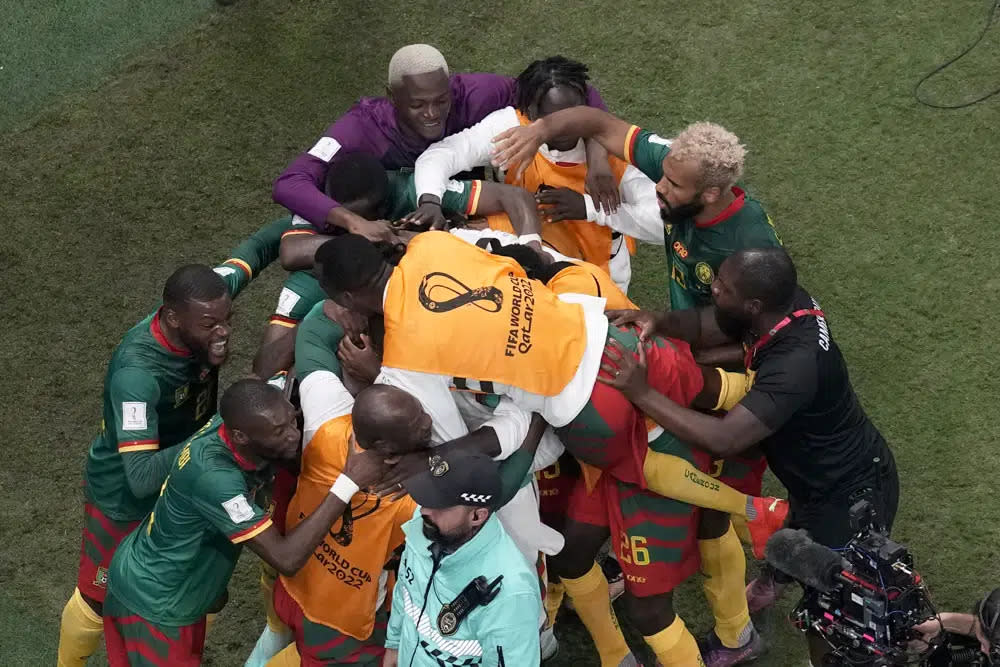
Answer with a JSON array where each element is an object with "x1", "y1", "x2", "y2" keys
[
  {"x1": 727, "y1": 247, "x2": 798, "y2": 312},
  {"x1": 352, "y1": 385, "x2": 432, "y2": 455}
]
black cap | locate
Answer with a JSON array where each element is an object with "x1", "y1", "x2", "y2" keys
[{"x1": 403, "y1": 451, "x2": 502, "y2": 510}]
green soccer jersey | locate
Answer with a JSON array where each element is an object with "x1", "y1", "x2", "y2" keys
[
  {"x1": 623, "y1": 125, "x2": 782, "y2": 310},
  {"x1": 84, "y1": 217, "x2": 289, "y2": 521},
  {"x1": 275, "y1": 173, "x2": 478, "y2": 322},
  {"x1": 294, "y1": 300, "x2": 346, "y2": 380},
  {"x1": 108, "y1": 415, "x2": 274, "y2": 626}
]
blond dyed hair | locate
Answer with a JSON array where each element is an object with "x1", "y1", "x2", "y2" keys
[
  {"x1": 670, "y1": 122, "x2": 746, "y2": 191},
  {"x1": 387, "y1": 44, "x2": 449, "y2": 86}
]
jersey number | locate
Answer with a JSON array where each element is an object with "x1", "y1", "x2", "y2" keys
[{"x1": 618, "y1": 532, "x2": 650, "y2": 566}]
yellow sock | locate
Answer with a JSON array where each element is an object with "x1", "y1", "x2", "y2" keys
[
  {"x1": 57, "y1": 588, "x2": 104, "y2": 667},
  {"x1": 644, "y1": 615, "x2": 705, "y2": 667},
  {"x1": 699, "y1": 523, "x2": 751, "y2": 648},
  {"x1": 545, "y1": 580, "x2": 565, "y2": 627},
  {"x1": 260, "y1": 564, "x2": 288, "y2": 633},
  {"x1": 561, "y1": 563, "x2": 630, "y2": 667},
  {"x1": 205, "y1": 612, "x2": 219, "y2": 633},
  {"x1": 266, "y1": 642, "x2": 301, "y2": 667},
  {"x1": 643, "y1": 451, "x2": 748, "y2": 517},
  {"x1": 730, "y1": 515, "x2": 751, "y2": 545}
]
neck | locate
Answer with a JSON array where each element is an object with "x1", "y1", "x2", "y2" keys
[
  {"x1": 752, "y1": 308, "x2": 792, "y2": 338},
  {"x1": 693, "y1": 187, "x2": 736, "y2": 224},
  {"x1": 233, "y1": 441, "x2": 266, "y2": 470},
  {"x1": 159, "y1": 320, "x2": 191, "y2": 355}
]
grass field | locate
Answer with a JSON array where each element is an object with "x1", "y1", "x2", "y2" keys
[{"x1": 2, "y1": 1, "x2": 999, "y2": 665}]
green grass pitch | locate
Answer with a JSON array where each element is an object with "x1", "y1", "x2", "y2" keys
[{"x1": 1, "y1": 0, "x2": 999, "y2": 664}]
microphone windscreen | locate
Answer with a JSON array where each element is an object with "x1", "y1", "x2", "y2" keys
[{"x1": 765, "y1": 528, "x2": 843, "y2": 592}]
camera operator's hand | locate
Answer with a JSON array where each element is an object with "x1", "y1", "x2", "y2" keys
[{"x1": 913, "y1": 614, "x2": 990, "y2": 655}]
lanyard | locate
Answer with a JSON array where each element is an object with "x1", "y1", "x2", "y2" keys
[{"x1": 744, "y1": 308, "x2": 825, "y2": 369}]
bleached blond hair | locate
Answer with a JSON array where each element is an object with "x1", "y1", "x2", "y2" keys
[
  {"x1": 387, "y1": 44, "x2": 449, "y2": 86},
  {"x1": 669, "y1": 122, "x2": 746, "y2": 191}
]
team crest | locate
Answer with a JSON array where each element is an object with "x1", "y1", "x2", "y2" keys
[
  {"x1": 94, "y1": 566, "x2": 109, "y2": 589},
  {"x1": 429, "y1": 455, "x2": 449, "y2": 477},
  {"x1": 438, "y1": 607, "x2": 459, "y2": 635},
  {"x1": 672, "y1": 240, "x2": 689, "y2": 259},
  {"x1": 695, "y1": 261, "x2": 714, "y2": 285},
  {"x1": 174, "y1": 384, "x2": 190, "y2": 407}
]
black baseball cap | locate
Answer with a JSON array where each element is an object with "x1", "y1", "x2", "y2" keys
[{"x1": 403, "y1": 451, "x2": 502, "y2": 510}]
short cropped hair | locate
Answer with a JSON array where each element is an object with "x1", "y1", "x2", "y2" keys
[
  {"x1": 220, "y1": 378, "x2": 284, "y2": 430},
  {"x1": 325, "y1": 152, "x2": 390, "y2": 206},
  {"x1": 670, "y1": 122, "x2": 746, "y2": 191},
  {"x1": 731, "y1": 247, "x2": 797, "y2": 311},
  {"x1": 514, "y1": 56, "x2": 589, "y2": 113},
  {"x1": 314, "y1": 235, "x2": 386, "y2": 294},
  {"x1": 162, "y1": 264, "x2": 228, "y2": 309},
  {"x1": 387, "y1": 44, "x2": 449, "y2": 87}
]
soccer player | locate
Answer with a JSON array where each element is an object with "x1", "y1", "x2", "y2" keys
[
  {"x1": 272, "y1": 44, "x2": 615, "y2": 242},
  {"x1": 603, "y1": 247, "x2": 899, "y2": 665},
  {"x1": 315, "y1": 232, "x2": 786, "y2": 666},
  {"x1": 412, "y1": 56, "x2": 658, "y2": 292},
  {"x1": 100, "y1": 378, "x2": 397, "y2": 666},
  {"x1": 57, "y1": 219, "x2": 288, "y2": 667},
  {"x1": 490, "y1": 106, "x2": 781, "y2": 310},
  {"x1": 256, "y1": 151, "x2": 545, "y2": 379}
]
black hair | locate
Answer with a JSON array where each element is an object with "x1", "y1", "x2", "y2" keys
[
  {"x1": 314, "y1": 234, "x2": 387, "y2": 295},
  {"x1": 162, "y1": 264, "x2": 228, "y2": 309},
  {"x1": 324, "y1": 151, "x2": 390, "y2": 207},
  {"x1": 514, "y1": 56, "x2": 590, "y2": 114},
  {"x1": 490, "y1": 243, "x2": 547, "y2": 279},
  {"x1": 730, "y1": 247, "x2": 798, "y2": 311},
  {"x1": 220, "y1": 378, "x2": 284, "y2": 430}
]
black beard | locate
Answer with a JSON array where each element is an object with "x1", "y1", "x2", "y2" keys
[
  {"x1": 422, "y1": 517, "x2": 472, "y2": 551},
  {"x1": 714, "y1": 305, "x2": 752, "y2": 340},
  {"x1": 660, "y1": 199, "x2": 705, "y2": 226}
]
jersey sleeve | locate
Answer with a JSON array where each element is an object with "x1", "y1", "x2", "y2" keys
[
  {"x1": 272, "y1": 111, "x2": 380, "y2": 227},
  {"x1": 738, "y1": 210, "x2": 782, "y2": 249},
  {"x1": 587, "y1": 165, "x2": 665, "y2": 245},
  {"x1": 191, "y1": 468, "x2": 272, "y2": 544},
  {"x1": 383, "y1": 171, "x2": 476, "y2": 219},
  {"x1": 623, "y1": 126, "x2": 672, "y2": 182},
  {"x1": 294, "y1": 302, "x2": 346, "y2": 380},
  {"x1": 215, "y1": 217, "x2": 292, "y2": 298},
  {"x1": 109, "y1": 367, "x2": 162, "y2": 453},
  {"x1": 739, "y1": 348, "x2": 818, "y2": 432}
]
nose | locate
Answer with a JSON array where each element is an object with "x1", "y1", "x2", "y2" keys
[{"x1": 214, "y1": 322, "x2": 231, "y2": 339}]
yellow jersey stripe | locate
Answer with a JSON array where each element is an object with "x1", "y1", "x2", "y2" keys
[
  {"x1": 230, "y1": 517, "x2": 272, "y2": 544},
  {"x1": 623, "y1": 125, "x2": 641, "y2": 165}
]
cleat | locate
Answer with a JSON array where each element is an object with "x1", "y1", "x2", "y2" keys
[
  {"x1": 700, "y1": 627, "x2": 764, "y2": 666},
  {"x1": 745, "y1": 576, "x2": 787, "y2": 614},
  {"x1": 747, "y1": 496, "x2": 788, "y2": 560}
]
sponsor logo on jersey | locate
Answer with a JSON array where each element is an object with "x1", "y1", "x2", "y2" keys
[
  {"x1": 174, "y1": 384, "x2": 190, "y2": 407},
  {"x1": 695, "y1": 261, "x2": 714, "y2": 285},
  {"x1": 672, "y1": 240, "x2": 689, "y2": 259},
  {"x1": 308, "y1": 136, "x2": 341, "y2": 162}
]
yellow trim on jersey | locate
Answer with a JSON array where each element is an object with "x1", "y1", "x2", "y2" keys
[
  {"x1": 267, "y1": 318, "x2": 299, "y2": 329},
  {"x1": 224, "y1": 258, "x2": 253, "y2": 278},
  {"x1": 118, "y1": 441, "x2": 160, "y2": 453},
  {"x1": 623, "y1": 125, "x2": 641, "y2": 165},
  {"x1": 281, "y1": 229, "x2": 317, "y2": 238},
  {"x1": 230, "y1": 517, "x2": 273, "y2": 544},
  {"x1": 465, "y1": 180, "x2": 482, "y2": 215}
]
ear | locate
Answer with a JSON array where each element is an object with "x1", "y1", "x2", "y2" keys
[
  {"x1": 471, "y1": 507, "x2": 489, "y2": 526},
  {"x1": 747, "y1": 298, "x2": 765, "y2": 317},
  {"x1": 229, "y1": 427, "x2": 251, "y2": 446},
  {"x1": 701, "y1": 186, "x2": 723, "y2": 205},
  {"x1": 163, "y1": 305, "x2": 182, "y2": 329}
]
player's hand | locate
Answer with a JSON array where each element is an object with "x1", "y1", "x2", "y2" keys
[
  {"x1": 598, "y1": 337, "x2": 649, "y2": 399},
  {"x1": 536, "y1": 187, "x2": 587, "y2": 222},
  {"x1": 606, "y1": 308, "x2": 659, "y2": 342},
  {"x1": 492, "y1": 120, "x2": 546, "y2": 179},
  {"x1": 337, "y1": 333, "x2": 381, "y2": 385},
  {"x1": 346, "y1": 217, "x2": 399, "y2": 244},
  {"x1": 323, "y1": 299, "x2": 367, "y2": 345},
  {"x1": 381, "y1": 648, "x2": 398, "y2": 667},
  {"x1": 342, "y1": 440, "x2": 390, "y2": 490},
  {"x1": 374, "y1": 451, "x2": 432, "y2": 499},
  {"x1": 401, "y1": 200, "x2": 447, "y2": 231},
  {"x1": 585, "y1": 161, "x2": 620, "y2": 214}
]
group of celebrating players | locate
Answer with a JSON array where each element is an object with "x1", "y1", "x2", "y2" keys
[{"x1": 56, "y1": 43, "x2": 899, "y2": 667}]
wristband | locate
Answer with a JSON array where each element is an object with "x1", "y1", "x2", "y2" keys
[
  {"x1": 330, "y1": 474, "x2": 360, "y2": 503},
  {"x1": 519, "y1": 233, "x2": 542, "y2": 245}
]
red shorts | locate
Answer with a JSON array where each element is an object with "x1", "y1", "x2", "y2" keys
[
  {"x1": 567, "y1": 474, "x2": 700, "y2": 597},
  {"x1": 273, "y1": 579, "x2": 386, "y2": 666},
  {"x1": 536, "y1": 453, "x2": 581, "y2": 528},
  {"x1": 103, "y1": 593, "x2": 205, "y2": 667},
  {"x1": 77, "y1": 503, "x2": 141, "y2": 603},
  {"x1": 711, "y1": 454, "x2": 768, "y2": 496}
]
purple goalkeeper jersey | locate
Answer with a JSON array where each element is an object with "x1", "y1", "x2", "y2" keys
[{"x1": 272, "y1": 72, "x2": 606, "y2": 229}]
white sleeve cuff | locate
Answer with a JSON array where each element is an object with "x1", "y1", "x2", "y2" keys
[
  {"x1": 583, "y1": 194, "x2": 599, "y2": 223},
  {"x1": 484, "y1": 398, "x2": 533, "y2": 460}
]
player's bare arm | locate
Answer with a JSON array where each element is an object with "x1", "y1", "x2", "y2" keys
[
  {"x1": 280, "y1": 232, "x2": 331, "y2": 271},
  {"x1": 607, "y1": 305, "x2": 734, "y2": 350},
  {"x1": 492, "y1": 107, "x2": 633, "y2": 178},
  {"x1": 599, "y1": 338, "x2": 772, "y2": 458},
  {"x1": 327, "y1": 205, "x2": 398, "y2": 243},
  {"x1": 245, "y1": 444, "x2": 389, "y2": 576}
]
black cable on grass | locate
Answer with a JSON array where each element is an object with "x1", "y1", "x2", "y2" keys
[{"x1": 914, "y1": 0, "x2": 1000, "y2": 109}]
